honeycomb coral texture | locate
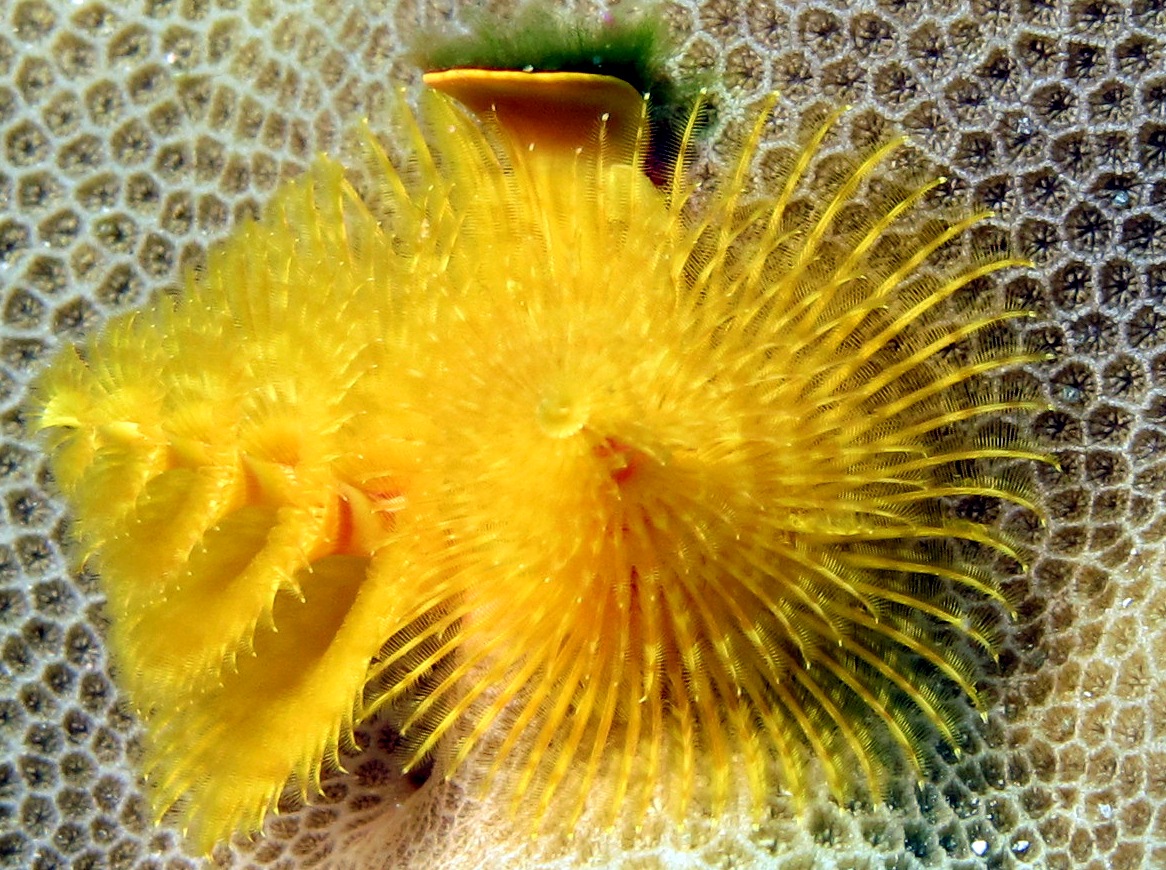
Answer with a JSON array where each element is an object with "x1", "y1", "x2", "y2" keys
[{"x1": 1, "y1": 0, "x2": 1164, "y2": 868}]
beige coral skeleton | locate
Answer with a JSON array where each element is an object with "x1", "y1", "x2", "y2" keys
[{"x1": 0, "y1": 1, "x2": 1164, "y2": 868}]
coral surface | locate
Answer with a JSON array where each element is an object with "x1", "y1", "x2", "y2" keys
[{"x1": 1, "y1": 1, "x2": 1165, "y2": 869}]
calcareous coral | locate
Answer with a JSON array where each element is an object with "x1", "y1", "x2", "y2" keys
[{"x1": 2, "y1": 2, "x2": 1165, "y2": 869}]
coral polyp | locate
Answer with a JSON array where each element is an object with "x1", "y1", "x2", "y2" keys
[{"x1": 35, "y1": 89, "x2": 1044, "y2": 852}]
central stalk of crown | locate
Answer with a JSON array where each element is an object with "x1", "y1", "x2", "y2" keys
[{"x1": 536, "y1": 389, "x2": 590, "y2": 439}]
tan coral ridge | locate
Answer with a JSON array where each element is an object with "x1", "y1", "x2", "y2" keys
[{"x1": 3, "y1": 1, "x2": 1166, "y2": 869}]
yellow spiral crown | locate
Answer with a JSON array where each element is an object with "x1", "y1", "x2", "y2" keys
[{"x1": 35, "y1": 88, "x2": 1047, "y2": 851}]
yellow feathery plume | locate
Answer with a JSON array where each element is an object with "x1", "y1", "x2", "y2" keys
[
  {"x1": 38, "y1": 152, "x2": 416, "y2": 847},
  {"x1": 34, "y1": 86, "x2": 1046, "y2": 851}
]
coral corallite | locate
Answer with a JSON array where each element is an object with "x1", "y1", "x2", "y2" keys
[{"x1": 34, "y1": 89, "x2": 1046, "y2": 852}]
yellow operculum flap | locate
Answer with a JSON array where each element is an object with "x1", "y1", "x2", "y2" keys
[{"x1": 422, "y1": 69, "x2": 647, "y2": 161}]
